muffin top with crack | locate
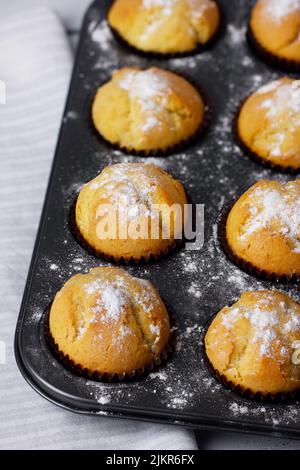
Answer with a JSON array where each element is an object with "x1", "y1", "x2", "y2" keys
[
  {"x1": 49, "y1": 267, "x2": 170, "y2": 378},
  {"x1": 249, "y1": 0, "x2": 300, "y2": 64},
  {"x1": 237, "y1": 77, "x2": 300, "y2": 169},
  {"x1": 205, "y1": 290, "x2": 300, "y2": 395},
  {"x1": 226, "y1": 179, "x2": 300, "y2": 278},
  {"x1": 92, "y1": 67, "x2": 205, "y2": 154},
  {"x1": 108, "y1": 0, "x2": 220, "y2": 54},
  {"x1": 75, "y1": 163, "x2": 187, "y2": 262}
]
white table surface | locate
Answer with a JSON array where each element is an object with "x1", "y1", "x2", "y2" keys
[{"x1": 1, "y1": 0, "x2": 299, "y2": 450}]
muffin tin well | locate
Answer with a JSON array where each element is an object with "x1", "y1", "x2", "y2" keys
[{"x1": 15, "y1": 0, "x2": 300, "y2": 438}]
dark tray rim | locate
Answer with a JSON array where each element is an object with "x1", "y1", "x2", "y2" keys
[
  {"x1": 14, "y1": 338, "x2": 300, "y2": 440},
  {"x1": 13, "y1": 0, "x2": 300, "y2": 441}
]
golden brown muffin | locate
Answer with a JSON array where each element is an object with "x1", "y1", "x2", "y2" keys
[
  {"x1": 226, "y1": 179, "x2": 300, "y2": 279},
  {"x1": 92, "y1": 66, "x2": 205, "y2": 154},
  {"x1": 237, "y1": 77, "x2": 300, "y2": 170},
  {"x1": 49, "y1": 266, "x2": 170, "y2": 378},
  {"x1": 75, "y1": 163, "x2": 188, "y2": 262},
  {"x1": 205, "y1": 290, "x2": 300, "y2": 396},
  {"x1": 249, "y1": 0, "x2": 300, "y2": 66},
  {"x1": 108, "y1": 0, "x2": 220, "y2": 55}
]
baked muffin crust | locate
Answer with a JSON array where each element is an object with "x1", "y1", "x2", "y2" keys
[
  {"x1": 75, "y1": 163, "x2": 188, "y2": 262},
  {"x1": 49, "y1": 267, "x2": 170, "y2": 377},
  {"x1": 108, "y1": 0, "x2": 220, "y2": 54},
  {"x1": 226, "y1": 179, "x2": 300, "y2": 278},
  {"x1": 250, "y1": 0, "x2": 300, "y2": 63},
  {"x1": 205, "y1": 290, "x2": 300, "y2": 395},
  {"x1": 237, "y1": 77, "x2": 300, "y2": 169},
  {"x1": 92, "y1": 67, "x2": 205, "y2": 153}
]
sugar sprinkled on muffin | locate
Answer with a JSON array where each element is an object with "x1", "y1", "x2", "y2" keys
[
  {"x1": 49, "y1": 267, "x2": 170, "y2": 379},
  {"x1": 225, "y1": 179, "x2": 300, "y2": 279},
  {"x1": 205, "y1": 290, "x2": 300, "y2": 396},
  {"x1": 92, "y1": 67, "x2": 205, "y2": 154},
  {"x1": 237, "y1": 77, "x2": 300, "y2": 169},
  {"x1": 75, "y1": 163, "x2": 188, "y2": 262},
  {"x1": 108, "y1": 0, "x2": 220, "y2": 54},
  {"x1": 249, "y1": 0, "x2": 300, "y2": 68}
]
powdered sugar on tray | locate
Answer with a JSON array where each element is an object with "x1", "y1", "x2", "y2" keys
[
  {"x1": 188, "y1": 282, "x2": 202, "y2": 298},
  {"x1": 241, "y1": 55, "x2": 254, "y2": 67},
  {"x1": 227, "y1": 24, "x2": 246, "y2": 45},
  {"x1": 183, "y1": 260, "x2": 198, "y2": 273},
  {"x1": 228, "y1": 400, "x2": 298, "y2": 428},
  {"x1": 169, "y1": 56, "x2": 199, "y2": 69},
  {"x1": 34, "y1": 234, "x2": 300, "y2": 427},
  {"x1": 149, "y1": 371, "x2": 168, "y2": 381},
  {"x1": 89, "y1": 20, "x2": 113, "y2": 51},
  {"x1": 168, "y1": 396, "x2": 188, "y2": 409},
  {"x1": 92, "y1": 388, "x2": 111, "y2": 406},
  {"x1": 229, "y1": 402, "x2": 249, "y2": 415}
]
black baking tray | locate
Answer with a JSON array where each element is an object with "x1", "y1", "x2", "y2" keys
[{"x1": 15, "y1": 0, "x2": 300, "y2": 439}]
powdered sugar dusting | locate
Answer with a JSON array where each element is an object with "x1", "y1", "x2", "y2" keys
[
  {"x1": 149, "y1": 371, "x2": 168, "y2": 381},
  {"x1": 143, "y1": 0, "x2": 176, "y2": 15},
  {"x1": 183, "y1": 260, "x2": 198, "y2": 273},
  {"x1": 118, "y1": 69, "x2": 169, "y2": 100},
  {"x1": 229, "y1": 402, "x2": 249, "y2": 415},
  {"x1": 97, "y1": 394, "x2": 111, "y2": 405},
  {"x1": 263, "y1": 0, "x2": 300, "y2": 23},
  {"x1": 188, "y1": 282, "x2": 202, "y2": 298},
  {"x1": 89, "y1": 20, "x2": 113, "y2": 51},
  {"x1": 228, "y1": 400, "x2": 298, "y2": 429},
  {"x1": 239, "y1": 182, "x2": 300, "y2": 253},
  {"x1": 93, "y1": 284, "x2": 128, "y2": 323},
  {"x1": 257, "y1": 79, "x2": 300, "y2": 157},
  {"x1": 259, "y1": 80, "x2": 300, "y2": 118},
  {"x1": 168, "y1": 396, "x2": 188, "y2": 409},
  {"x1": 141, "y1": 115, "x2": 160, "y2": 132},
  {"x1": 140, "y1": 0, "x2": 217, "y2": 40},
  {"x1": 221, "y1": 292, "x2": 300, "y2": 357},
  {"x1": 227, "y1": 24, "x2": 246, "y2": 45},
  {"x1": 150, "y1": 323, "x2": 160, "y2": 335},
  {"x1": 257, "y1": 79, "x2": 281, "y2": 95},
  {"x1": 117, "y1": 68, "x2": 182, "y2": 136},
  {"x1": 86, "y1": 163, "x2": 165, "y2": 221}
]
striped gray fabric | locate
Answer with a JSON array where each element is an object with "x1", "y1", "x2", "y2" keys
[{"x1": 0, "y1": 7, "x2": 196, "y2": 450}]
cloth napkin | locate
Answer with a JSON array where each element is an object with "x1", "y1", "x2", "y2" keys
[{"x1": 0, "y1": 6, "x2": 197, "y2": 450}]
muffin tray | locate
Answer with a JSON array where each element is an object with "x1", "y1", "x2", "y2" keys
[{"x1": 15, "y1": 0, "x2": 300, "y2": 439}]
